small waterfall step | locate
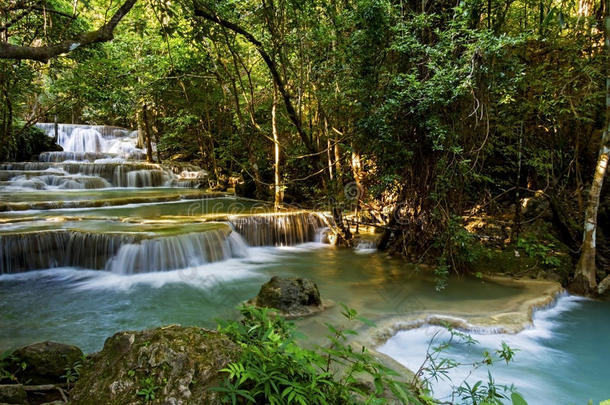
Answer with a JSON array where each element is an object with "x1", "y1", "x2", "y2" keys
[
  {"x1": 229, "y1": 212, "x2": 327, "y2": 246},
  {"x1": 0, "y1": 212, "x2": 328, "y2": 274},
  {"x1": 36, "y1": 123, "x2": 145, "y2": 158},
  {"x1": 0, "y1": 162, "x2": 204, "y2": 189},
  {"x1": 39, "y1": 151, "x2": 144, "y2": 162}
]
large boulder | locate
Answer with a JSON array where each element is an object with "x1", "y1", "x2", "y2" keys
[
  {"x1": 70, "y1": 325, "x2": 239, "y2": 405},
  {"x1": 250, "y1": 276, "x2": 326, "y2": 318},
  {"x1": 11, "y1": 341, "x2": 83, "y2": 384}
]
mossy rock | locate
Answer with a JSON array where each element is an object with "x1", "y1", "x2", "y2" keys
[
  {"x1": 70, "y1": 325, "x2": 239, "y2": 405},
  {"x1": 249, "y1": 276, "x2": 327, "y2": 318},
  {"x1": 0, "y1": 384, "x2": 27, "y2": 404},
  {"x1": 11, "y1": 341, "x2": 83, "y2": 385}
]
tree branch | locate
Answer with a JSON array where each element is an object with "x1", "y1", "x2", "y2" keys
[
  {"x1": 193, "y1": 2, "x2": 315, "y2": 153},
  {"x1": 0, "y1": 0, "x2": 137, "y2": 62}
]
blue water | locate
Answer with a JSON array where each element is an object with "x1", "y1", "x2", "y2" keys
[{"x1": 379, "y1": 295, "x2": 610, "y2": 405}]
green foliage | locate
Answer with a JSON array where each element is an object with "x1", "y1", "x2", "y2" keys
[
  {"x1": 413, "y1": 326, "x2": 528, "y2": 405},
  {"x1": 61, "y1": 357, "x2": 85, "y2": 388},
  {"x1": 216, "y1": 306, "x2": 530, "y2": 405},
  {"x1": 517, "y1": 234, "x2": 561, "y2": 269},
  {"x1": 137, "y1": 376, "x2": 162, "y2": 401},
  {"x1": 0, "y1": 350, "x2": 26, "y2": 384},
  {"x1": 434, "y1": 216, "x2": 490, "y2": 290},
  {"x1": 215, "y1": 305, "x2": 422, "y2": 405},
  {"x1": 1, "y1": 125, "x2": 61, "y2": 162}
]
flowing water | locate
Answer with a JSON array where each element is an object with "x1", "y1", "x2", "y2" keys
[
  {"x1": 0, "y1": 124, "x2": 608, "y2": 404},
  {"x1": 378, "y1": 295, "x2": 610, "y2": 404}
]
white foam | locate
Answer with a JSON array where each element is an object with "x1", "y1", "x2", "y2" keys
[
  {"x1": 0, "y1": 241, "x2": 332, "y2": 290},
  {"x1": 377, "y1": 294, "x2": 589, "y2": 403},
  {"x1": 0, "y1": 261, "x2": 263, "y2": 291}
]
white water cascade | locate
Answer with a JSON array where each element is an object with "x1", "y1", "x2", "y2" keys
[
  {"x1": 0, "y1": 212, "x2": 327, "y2": 274},
  {"x1": 36, "y1": 123, "x2": 146, "y2": 159},
  {"x1": 105, "y1": 230, "x2": 249, "y2": 274},
  {"x1": 0, "y1": 123, "x2": 206, "y2": 190}
]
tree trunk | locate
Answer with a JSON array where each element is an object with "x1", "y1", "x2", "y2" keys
[
  {"x1": 141, "y1": 104, "x2": 154, "y2": 163},
  {"x1": 350, "y1": 144, "x2": 364, "y2": 209},
  {"x1": 573, "y1": 0, "x2": 610, "y2": 295},
  {"x1": 272, "y1": 85, "x2": 283, "y2": 210},
  {"x1": 193, "y1": 5, "x2": 316, "y2": 154},
  {"x1": 334, "y1": 137, "x2": 342, "y2": 181},
  {"x1": 573, "y1": 140, "x2": 608, "y2": 294},
  {"x1": 513, "y1": 123, "x2": 523, "y2": 241}
]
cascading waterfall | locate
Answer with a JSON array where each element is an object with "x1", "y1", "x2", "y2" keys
[
  {"x1": 38, "y1": 151, "x2": 144, "y2": 162},
  {"x1": 0, "y1": 231, "x2": 132, "y2": 273},
  {"x1": 0, "y1": 212, "x2": 327, "y2": 274},
  {"x1": 0, "y1": 124, "x2": 204, "y2": 190},
  {"x1": 229, "y1": 212, "x2": 327, "y2": 246},
  {"x1": 4, "y1": 173, "x2": 112, "y2": 190},
  {"x1": 106, "y1": 230, "x2": 249, "y2": 274},
  {"x1": 35, "y1": 123, "x2": 144, "y2": 158},
  {"x1": 0, "y1": 162, "x2": 182, "y2": 189},
  {"x1": 0, "y1": 228, "x2": 247, "y2": 273},
  {"x1": 1, "y1": 121, "x2": 325, "y2": 277}
]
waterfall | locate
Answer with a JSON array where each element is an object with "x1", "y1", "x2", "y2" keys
[
  {"x1": 229, "y1": 212, "x2": 326, "y2": 246},
  {"x1": 0, "y1": 227, "x2": 249, "y2": 274},
  {"x1": 6, "y1": 173, "x2": 112, "y2": 190},
  {"x1": 0, "y1": 212, "x2": 326, "y2": 274},
  {"x1": 106, "y1": 230, "x2": 249, "y2": 274},
  {"x1": 0, "y1": 231, "x2": 131, "y2": 273},
  {"x1": 0, "y1": 124, "x2": 206, "y2": 190},
  {"x1": 36, "y1": 123, "x2": 144, "y2": 159},
  {"x1": 0, "y1": 162, "x2": 177, "y2": 189},
  {"x1": 1, "y1": 122, "x2": 325, "y2": 278},
  {"x1": 39, "y1": 151, "x2": 146, "y2": 162}
]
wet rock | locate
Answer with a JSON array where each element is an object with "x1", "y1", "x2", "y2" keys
[
  {"x1": 250, "y1": 276, "x2": 326, "y2": 318},
  {"x1": 11, "y1": 342, "x2": 83, "y2": 384},
  {"x1": 70, "y1": 325, "x2": 239, "y2": 405},
  {"x1": 0, "y1": 384, "x2": 27, "y2": 404}
]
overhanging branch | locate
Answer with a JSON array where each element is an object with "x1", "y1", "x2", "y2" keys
[
  {"x1": 193, "y1": 2, "x2": 315, "y2": 153},
  {"x1": 0, "y1": 0, "x2": 137, "y2": 62}
]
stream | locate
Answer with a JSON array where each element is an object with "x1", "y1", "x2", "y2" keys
[{"x1": 0, "y1": 124, "x2": 608, "y2": 404}]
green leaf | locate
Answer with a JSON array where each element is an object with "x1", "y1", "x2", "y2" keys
[{"x1": 511, "y1": 392, "x2": 528, "y2": 405}]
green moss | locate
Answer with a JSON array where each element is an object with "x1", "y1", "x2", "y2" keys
[{"x1": 70, "y1": 326, "x2": 240, "y2": 405}]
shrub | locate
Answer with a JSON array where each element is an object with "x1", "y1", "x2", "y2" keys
[{"x1": 214, "y1": 304, "x2": 421, "y2": 405}]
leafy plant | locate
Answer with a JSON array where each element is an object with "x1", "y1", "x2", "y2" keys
[
  {"x1": 412, "y1": 325, "x2": 527, "y2": 405},
  {"x1": 137, "y1": 377, "x2": 161, "y2": 402},
  {"x1": 214, "y1": 304, "x2": 422, "y2": 405},
  {"x1": 0, "y1": 350, "x2": 26, "y2": 384},
  {"x1": 215, "y1": 305, "x2": 529, "y2": 405},
  {"x1": 61, "y1": 360, "x2": 82, "y2": 388},
  {"x1": 517, "y1": 235, "x2": 561, "y2": 269}
]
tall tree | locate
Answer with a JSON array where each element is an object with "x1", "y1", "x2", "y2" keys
[{"x1": 572, "y1": 0, "x2": 610, "y2": 295}]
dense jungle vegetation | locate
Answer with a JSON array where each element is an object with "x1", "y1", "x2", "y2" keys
[{"x1": 1, "y1": 0, "x2": 609, "y2": 293}]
